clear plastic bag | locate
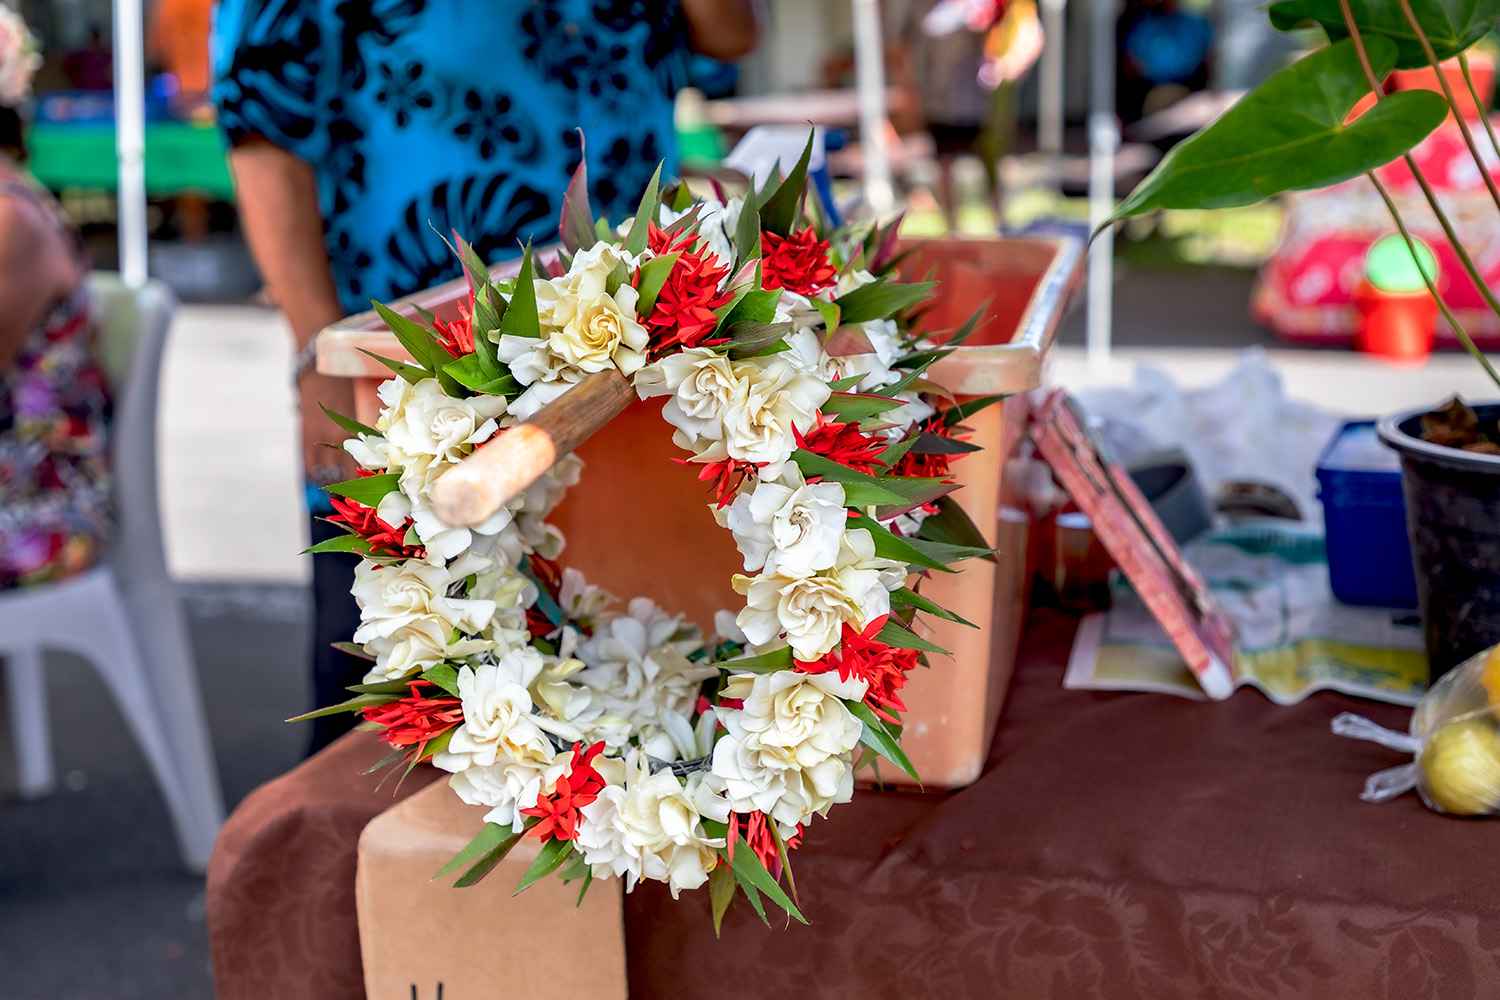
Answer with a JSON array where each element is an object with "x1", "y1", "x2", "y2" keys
[{"x1": 1333, "y1": 644, "x2": 1500, "y2": 816}]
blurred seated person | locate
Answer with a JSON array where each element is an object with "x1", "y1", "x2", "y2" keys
[{"x1": 0, "y1": 39, "x2": 114, "y2": 589}]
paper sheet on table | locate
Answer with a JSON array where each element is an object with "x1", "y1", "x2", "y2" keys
[{"x1": 1065, "y1": 522, "x2": 1428, "y2": 706}]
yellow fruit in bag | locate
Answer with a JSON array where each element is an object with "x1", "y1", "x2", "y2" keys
[
  {"x1": 1482, "y1": 647, "x2": 1500, "y2": 710},
  {"x1": 1420, "y1": 719, "x2": 1500, "y2": 816}
]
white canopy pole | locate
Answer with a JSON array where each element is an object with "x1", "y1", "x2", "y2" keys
[
  {"x1": 112, "y1": 0, "x2": 148, "y2": 288},
  {"x1": 852, "y1": 0, "x2": 896, "y2": 214},
  {"x1": 1037, "y1": 0, "x2": 1067, "y2": 184},
  {"x1": 1085, "y1": 0, "x2": 1118, "y2": 374}
]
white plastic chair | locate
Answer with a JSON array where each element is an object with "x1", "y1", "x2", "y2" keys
[{"x1": 0, "y1": 272, "x2": 224, "y2": 872}]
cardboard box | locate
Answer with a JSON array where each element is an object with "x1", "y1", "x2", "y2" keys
[{"x1": 356, "y1": 780, "x2": 627, "y2": 1000}]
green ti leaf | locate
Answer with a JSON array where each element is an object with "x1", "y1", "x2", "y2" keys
[
  {"x1": 891, "y1": 586, "x2": 978, "y2": 628},
  {"x1": 716, "y1": 645, "x2": 795, "y2": 674},
  {"x1": 513, "y1": 836, "x2": 576, "y2": 893},
  {"x1": 918, "y1": 495, "x2": 995, "y2": 562},
  {"x1": 721, "y1": 834, "x2": 807, "y2": 924},
  {"x1": 419, "y1": 663, "x2": 462, "y2": 697},
  {"x1": 758, "y1": 129, "x2": 816, "y2": 237},
  {"x1": 634, "y1": 252, "x2": 681, "y2": 318},
  {"x1": 372, "y1": 301, "x2": 467, "y2": 396},
  {"x1": 499, "y1": 244, "x2": 542, "y2": 340},
  {"x1": 876, "y1": 618, "x2": 949, "y2": 656},
  {"x1": 435, "y1": 822, "x2": 519, "y2": 878},
  {"x1": 943, "y1": 395, "x2": 1006, "y2": 428},
  {"x1": 835, "y1": 279, "x2": 936, "y2": 325},
  {"x1": 820, "y1": 391, "x2": 906, "y2": 422},
  {"x1": 861, "y1": 517, "x2": 957, "y2": 572},
  {"x1": 724, "y1": 321, "x2": 793, "y2": 360},
  {"x1": 323, "y1": 473, "x2": 400, "y2": 507},
  {"x1": 560, "y1": 146, "x2": 597, "y2": 253},
  {"x1": 301, "y1": 533, "x2": 370, "y2": 557},
  {"x1": 319, "y1": 403, "x2": 378, "y2": 439},
  {"x1": 286, "y1": 692, "x2": 391, "y2": 723},
  {"x1": 734, "y1": 194, "x2": 762, "y2": 266},
  {"x1": 848, "y1": 700, "x2": 921, "y2": 784},
  {"x1": 623, "y1": 162, "x2": 664, "y2": 257},
  {"x1": 720, "y1": 286, "x2": 780, "y2": 327},
  {"x1": 708, "y1": 862, "x2": 737, "y2": 936},
  {"x1": 359, "y1": 348, "x2": 428, "y2": 384},
  {"x1": 1109, "y1": 38, "x2": 1446, "y2": 221}
]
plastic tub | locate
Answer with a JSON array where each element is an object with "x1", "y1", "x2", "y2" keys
[{"x1": 1316, "y1": 420, "x2": 1418, "y2": 608}]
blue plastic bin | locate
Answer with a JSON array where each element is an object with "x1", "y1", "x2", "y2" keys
[{"x1": 1316, "y1": 420, "x2": 1419, "y2": 608}]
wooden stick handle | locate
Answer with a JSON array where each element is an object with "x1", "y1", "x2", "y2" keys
[{"x1": 430, "y1": 368, "x2": 634, "y2": 528}]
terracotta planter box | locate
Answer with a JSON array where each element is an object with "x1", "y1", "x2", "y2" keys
[{"x1": 317, "y1": 234, "x2": 1081, "y2": 789}]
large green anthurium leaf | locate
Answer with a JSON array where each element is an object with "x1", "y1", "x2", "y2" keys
[
  {"x1": 1109, "y1": 37, "x2": 1447, "y2": 220},
  {"x1": 1269, "y1": 0, "x2": 1500, "y2": 69}
]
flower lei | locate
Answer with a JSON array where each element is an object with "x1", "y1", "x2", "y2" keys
[{"x1": 309, "y1": 140, "x2": 996, "y2": 927}]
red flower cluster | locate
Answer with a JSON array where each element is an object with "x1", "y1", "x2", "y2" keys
[
  {"x1": 360, "y1": 681, "x2": 463, "y2": 753},
  {"x1": 522, "y1": 742, "x2": 607, "y2": 842},
  {"x1": 761, "y1": 227, "x2": 837, "y2": 298},
  {"x1": 524, "y1": 554, "x2": 567, "y2": 639},
  {"x1": 795, "y1": 416, "x2": 887, "y2": 476},
  {"x1": 728, "y1": 811, "x2": 802, "y2": 879},
  {"x1": 327, "y1": 496, "x2": 426, "y2": 560},
  {"x1": 795, "y1": 616, "x2": 918, "y2": 724},
  {"x1": 640, "y1": 223, "x2": 733, "y2": 357},
  {"x1": 895, "y1": 414, "x2": 966, "y2": 483},
  {"x1": 433, "y1": 294, "x2": 476, "y2": 357},
  {"x1": 677, "y1": 456, "x2": 764, "y2": 508}
]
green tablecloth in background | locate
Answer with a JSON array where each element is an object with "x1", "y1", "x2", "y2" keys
[{"x1": 27, "y1": 120, "x2": 235, "y2": 200}]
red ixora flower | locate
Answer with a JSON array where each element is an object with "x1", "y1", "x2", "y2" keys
[
  {"x1": 327, "y1": 495, "x2": 426, "y2": 560},
  {"x1": 728, "y1": 811, "x2": 802, "y2": 879},
  {"x1": 794, "y1": 416, "x2": 887, "y2": 476},
  {"x1": 761, "y1": 227, "x2": 837, "y2": 298},
  {"x1": 640, "y1": 222, "x2": 733, "y2": 357},
  {"x1": 676, "y1": 456, "x2": 764, "y2": 508},
  {"x1": 360, "y1": 680, "x2": 463, "y2": 753},
  {"x1": 795, "y1": 615, "x2": 918, "y2": 724},
  {"x1": 522, "y1": 742, "x2": 608, "y2": 842},
  {"x1": 432, "y1": 294, "x2": 476, "y2": 358},
  {"x1": 524, "y1": 553, "x2": 570, "y2": 639},
  {"x1": 895, "y1": 413, "x2": 968, "y2": 483}
]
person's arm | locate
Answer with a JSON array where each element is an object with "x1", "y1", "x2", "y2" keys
[
  {"x1": 228, "y1": 138, "x2": 357, "y2": 480},
  {"x1": 0, "y1": 195, "x2": 78, "y2": 374},
  {"x1": 679, "y1": 0, "x2": 762, "y2": 61}
]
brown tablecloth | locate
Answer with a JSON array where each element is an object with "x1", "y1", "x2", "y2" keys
[{"x1": 208, "y1": 612, "x2": 1500, "y2": 999}]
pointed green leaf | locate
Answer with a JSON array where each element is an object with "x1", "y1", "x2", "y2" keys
[
  {"x1": 943, "y1": 395, "x2": 1006, "y2": 427},
  {"x1": 918, "y1": 495, "x2": 995, "y2": 562},
  {"x1": 820, "y1": 391, "x2": 906, "y2": 421},
  {"x1": 862, "y1": 517, "x2": 956, "y2": 572},
  {"x1": 835, "y1": 279, "x2": 936, "y2": 324},
  {"x1": 722, "y1": 834, "x2": 807, "y2": 924},
  {"x1": 634, "y1": 251, "x2": 681, "y2": 318},
  {"x1": 419, "y1": 663, "x2": 461, "y2": 698},
  {"x1": 286, "y1": 693, "x2": 390, "y2": 722},
  {"x1": 876, "y1": 618, "x2": 949, "y2": 655},
  {"x1": 1110, "y1": 38, "x2": 1445, "y2": 220},
  {"x1": 891, "y1": 586, "x2": 978, "y2": 627},
  {"x1": 721, "y1": 286, "x2": 780, "y2": 327},
  {"x1": 734, "y1": 196, "x2": 762, "y2": 265},
  {"x1": 499, "y1": 244, "x2": 542, "y2": 339},
  {"x1": 623, "y1": 163, "x2": 664, "y2": 257},
  {"x1": 513, "y1": 835, "x2": 576, "y2": 893},
  {"x1": 435, "y1": 822, "x2": 518, "y2": 878},
  {"x1": 812, "y1": 298, "x2": 841, "y2": 333},
  {"x1": 758, "y1": 130, "x2": 816, "y2": 237},
  {"x1": 319, "y1": 403, "x2": 378, "y2": 439},
  {"x1": 331, "y1": 640, "x2": 376, "y2": 661},
  {"x1": 358, "y1": 348, "x2": 428, "y2": 384},
  {"x1": 372, "y1": 301, "x2": 465, "y2": 396},
  {"x1": 708, "y1": 861, "x2": 737, "y2": 936},
  {"x1": 724, "y1": 320, "x2": 793, "y2": 359},
  {"x1": 716, "y1": 646, "x2": 795, "y2": 673},
  {"x1": 847, "y1": 700, "x2": 921, "y2": 784},
  {"x1": 911, "y1": 432, "x2": 983, "y2": 455},
  {"x1": 301, "y1": 533, "x2": 370, "y2": 556},
  {"x1": 561, "y1": 147, "x2": 597, "y2": 253},
  {"x1": 323, "y1": 473, "x2": 400, "y2": 507}
]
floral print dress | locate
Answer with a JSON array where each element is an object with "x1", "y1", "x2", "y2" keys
[{"x1": 0, "y1": 183, "x2": 112, "y2": 588}]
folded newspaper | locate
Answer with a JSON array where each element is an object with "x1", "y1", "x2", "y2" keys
[{"x1": 1065, "y1": 521, "x2": 1428, "y2": 706}]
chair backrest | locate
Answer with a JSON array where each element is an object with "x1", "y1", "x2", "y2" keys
[{"x1": 85, "y1": 272, "x2": 177, "y2": 575}]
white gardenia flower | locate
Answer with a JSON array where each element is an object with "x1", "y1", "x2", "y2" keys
[
  {"x1": 717, "y1": 466, "x2": 847, "y2": 575},
  {"x1": 616, "y1": 756, "x2": 726, "y2": 897},
  {"x1": 376, "y1": 376, "x2": 507, "y2": 467},
  {"x1": 635, "y1": 349, "x2": 831, "y2": 479},
  {"x1": 434, "y1": 652, "x2": 559, "y2": 772},
  {"x1": 448, "y1": 751, "x2": 569, "y2": 833},
  {"x1": 351, "y1": 559, "x2": 496, "y2": 650},
  {"x1": 733, "y1": 528, "x2": 905, "y2": 661},
  {"x1": 343, "y1": 434, "x2": 391, "y2": 471},
  {"x1": 575, "y1": 598, "x2": 712, "y2": 730},
  {"x1": 709, "y1": 671, "x2": 864, "y2": 827},
  {"x1": 559, "y1": 567, "x2": 614, "y2": 624},
  {"x1": 359, "y1": 618, "x2": 493, "y2": 683}
]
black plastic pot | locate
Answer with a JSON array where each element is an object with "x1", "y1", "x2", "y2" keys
[{"x1": 1378, "y1": 404, "x2": 1500, "y2": 682}]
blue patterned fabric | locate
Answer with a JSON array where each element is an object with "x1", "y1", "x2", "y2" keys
[{"x1": 212, "y1": 0, "x2": 689, "y2": 315}]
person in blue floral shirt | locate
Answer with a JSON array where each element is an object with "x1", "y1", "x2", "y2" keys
[{"x1": 211, "y1": 0, "x2": 759, "y2": 749}]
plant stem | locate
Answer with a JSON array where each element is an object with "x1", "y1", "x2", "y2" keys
[
  {"x1": 1337, "y1": 0, "x2": 1500, "y2": 389},
  {"x1": 1370, "y1": 172, "x2": 1500, "y2": 390},
  {"x1": 1395, "y1": 0, "x2": 1500, "y2": 217},
  {"x1": 1456, "y1": 51, "x2": 1500, "y2": 164}
]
